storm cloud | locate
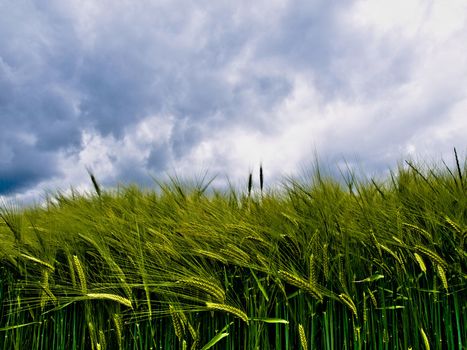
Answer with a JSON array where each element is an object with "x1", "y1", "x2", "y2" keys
[{"x1": 1, "y1": 0, "x2": 466, "y2": 202}]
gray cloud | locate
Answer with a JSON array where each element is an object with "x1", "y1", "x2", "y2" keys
[
  {"x1": 147, "y1": 143, "x2": 172, "y2": 172},
  {"x1": 1, "y1": 0, "x2": 466, "y2": 201},
  {"x1": 0, "y1": 1, "x2": 85, "y2": 195},
  {"x1": 0, "y1": 139, "x2": 58, "y2": 194}
]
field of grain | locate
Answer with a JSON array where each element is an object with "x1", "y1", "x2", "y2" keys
[{"x1": 1, "y1": 155, "x2": 465, "y2": 349}]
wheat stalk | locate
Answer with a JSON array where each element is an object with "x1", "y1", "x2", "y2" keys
[
  {"x1": 322, "y1": 243, "x2": 329, "y2": 281},
  {"x1": 363, "y1": 291, "x2": 368, "y2": 324},
  {"x1": 338, "y1": 254, "x2": 347, "y2": 292},
  {"x1": 88, "y1": 321, "x2": 97, "y2": 350},
  {"x1": 369, "y1": 230, "x2": 382, "y2": 257},
  {"x1": 113, "y1": 314, "x2": 123, "y2": 350},
  {"x1": 98, "y1": 330, "x2": 106, "y2": 350},
  {"x1": 453, "y1": 146, "x2": 464, "y2": 189},
  {"x1": 354, "y1": 326, "x2": 361, "y2": 344}
]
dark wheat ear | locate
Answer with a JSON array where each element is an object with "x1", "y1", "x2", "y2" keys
[
  {"x1": 453, "y1": 147, "x2": 463, "y2": 190},
  {"x1": 259, "y1": 163, "x2": 264, "y2": 195},
  {"x1": 86, "y1": 168, "x2": 101, "y2": 197},
  {"x1": 248, "y1": 172, "x2": 253, "y2": 197}
]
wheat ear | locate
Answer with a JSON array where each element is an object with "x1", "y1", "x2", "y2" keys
[
  {"x1": 298, "y1": 324, "x2": 308, "y2": 350},
  {"x1": 436, "y1": 265, "x2": 448, "y2": 290},
  {"x1": 414, "y1": 253, "x2": 427, "y2": 273},
  {"x1": 86, "y1": 293, "x2": 133, "y2": 308},
  {"x1": 420, "y1": 328, "x2": 430, "y2": 350},
  {"x1": 178, "y1": 277, "x2": 226, "y2": 302},
  {"x1": 339, "y1": 293, "x2": 358, "y2": 318},
  {"x1": 205, "y1": 302, "x2": 249, "y2": 324},
  {"x1": 278, "y1": 270, "x2": 323, "y2": 301},
  {"x1": 73, "y1": 255, "x2": 87, "y2": 293}
]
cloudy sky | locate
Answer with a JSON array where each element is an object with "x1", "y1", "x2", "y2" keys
[{"x1": 1, "y1": 0, "x2": 466, "y2": 203}]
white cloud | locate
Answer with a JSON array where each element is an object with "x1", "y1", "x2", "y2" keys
[
  {"x1": 348, "y1": 0, "x2": 428, "y2": 37},
  {"x1": 78, "y1": 115, "x2": 175, "y2": 181},
  {"x1": 423, "y1": 1, "x2": 467, "y2": 42}
]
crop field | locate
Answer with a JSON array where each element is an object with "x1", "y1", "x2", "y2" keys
[{"x1": 0, "y1": 154, "x2": 466, "y2": 349}]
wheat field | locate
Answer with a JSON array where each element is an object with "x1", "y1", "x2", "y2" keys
[{"x1": 0, "y1": 153, "x2": 465, "y2": 349}]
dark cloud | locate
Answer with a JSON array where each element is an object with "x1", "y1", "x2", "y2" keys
[
  {"x1": 170, "y1": 119, "x2": 203, "y2": 159},
  {"x1": 259, "y1": 2, "x2": 342, "y2": 63},
  {"x1": 0, "y1": 0, "x2": 297, "y2": 196},
  {"x1": 0, "y1": 1, "x2": 85, "y2": 194},
  {"x1": 147, "y1": 143, "x2": 172, "y2": 172},
  {"x1": 251, "y1": 1, "x2": 350, "y2": 95},
  {"x1": 0, "y1": 140, "x2": 58, "y2": 194},
  {"x1": 1, "y1": 0, "x2": 466, "y2": 200}
]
